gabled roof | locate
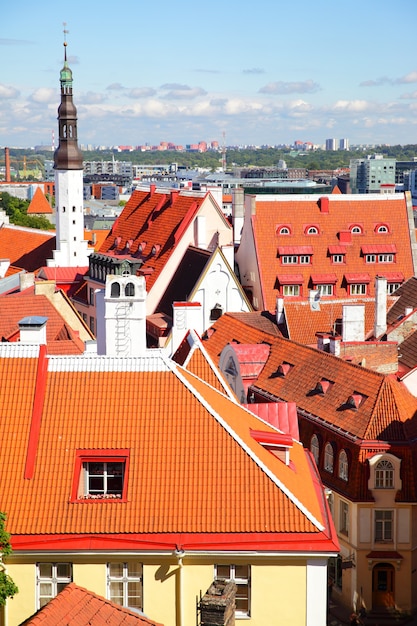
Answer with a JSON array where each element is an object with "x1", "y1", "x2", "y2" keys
[
  {"x1": 386, "y1": 276, "x2": 417, "y2": 325},
  {"x1": 0, "y1": 345, "x2": 337, "y2": 553},
  {"x1": 203, "y1": 313, "x2": 417, "y2": 443},
  {"x1": 20, "y1": 583, "x2": 163, "y2": 625},
  {"x1": 0, "y1": 293, "x2": 85, "y2": 354},
  {"x1": 27, "y1": 187, "x2": 53, "y2": 215},
  {"x1": 97, "y1": 189, "x2": 229, "y2": 292},
  {"x1": 0, "y1": 225, "x2": 55, "y2": 272},
  {"x1": 203, "y1": 312, "x2": 281, "y2": 358},
  {"x1": 245, "y1": 193, "x2": 415, "y2": 311}
]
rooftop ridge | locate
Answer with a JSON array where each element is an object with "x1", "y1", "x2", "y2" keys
[
  {"x1": 172, "y1": 362, "x2": 325, "y2": 532},
  {"x1": 47, "y1": 350, "x2": 171, "y2": 372}
]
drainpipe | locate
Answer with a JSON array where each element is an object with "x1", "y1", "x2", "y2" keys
[{"x1": 175, "y1": 547, "x2": 185, "y2": 626}]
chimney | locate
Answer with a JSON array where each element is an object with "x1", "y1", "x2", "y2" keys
[
  {"x1": 5, "y1": 147, "x2": 11, "y2": 183},
  {"x1": 342, "y1": 304, "x2": 365, "y2": 342},
  {"x1": 18, "y1": 316, "x2": 47, "y2": 345},
  {"x1": 171, "y1": 302, "x2": 203, "y2": 356},
  {"x1": 19, "y1": 272, "x2": 35, "y2": 291},
  {"x1": 170, "y1": 190, "x2": 179, "y2": 204},
  {"x1": 276, "y1": 297, "x2": 285, "y2": 325},
  {"x1": 232, "y1": 188, "x2": 245, "y2": 245},
  {"x1": 150, "y1": 183, "x2": 156, "y2": 196},
  {"x1": 319, "y1": 196, "x2": 329, "y2": 213},
  {"x1": 374, "y1": 276, "x2": 387, "y2": 338}
]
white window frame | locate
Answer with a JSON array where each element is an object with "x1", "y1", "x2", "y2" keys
[
  {"x1": 299, "y1": 255, "x2": 311, "y2": 264},
  {"x1": 350, "y1": 283, "x2": 367, "y2": 296},
  {"x1": 375, "y1": 459, "x2": 394, "y2": 488},
  {"x1": 316, "y1": 283, "x2": 333, "y2": 296},
  {"x1": 375, "y1": 510, "x2": 393, "y2": 542},
  {"x1": 324, "y1": 442, "x2": 334, "y2": 473},
  {"x1": 283, "y1": 284, "x2": 300, "y2": 297},
  {"x1": 311, "y1": 434, "x2": 320, "y2": 464},
  {"x1": 332, "y1": 254, "x2": 344, "y2": 264},
  {"x1": 279, "y1": 226, "x2": 290, "y2": 235},
  {"x1": 37, "y1": 562, "x2": 72, "y2": 609},
  {"x1": 387, "y1": 282, "x2": 400, "y2": 294},
  {"x1": 215, "y1": 564, "x2": 251, "y2": 617},
  {"x1": 82, "y1": 461, "x2": 125, "y2": 499},
  {"x1": 338, "y1": 450, "x2": 348, "y2": 481},
  {"x1": 282, "y1": 255, "x2": 298, "y2": 264},
  {"x1": 376, "y1": 225, "x2": 389, "y2": 233},
  {"x1": 351, "y1": 226, "x2": 362, "y2": 234},
  {"x1": 339, "y1": 500, "x2": 349, "y2": 536},
  {"x1": 306, "y1": 226, "x2": 318, "y2": 235},
  {"x1": 365, "y1": 254, "x2": 376, "y2": 263},
  {"x1": 107, "y1": 562, "x2": 143, "y2": 611},
  {"x1": 378, "y1": 254, "x2": 394, "y2": 263}
]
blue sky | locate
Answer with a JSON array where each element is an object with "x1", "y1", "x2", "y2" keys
[{"x1": 1, "y1": 0, "x2": 417, "y2": 148}]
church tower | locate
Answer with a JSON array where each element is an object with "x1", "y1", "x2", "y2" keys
[{"x1": 48, "y1": 32, "x2": 89, "y2": 267}]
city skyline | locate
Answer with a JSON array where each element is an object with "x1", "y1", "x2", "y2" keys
[{"x1": 1, "y1": 0, "x2": 417, "y2": 149}]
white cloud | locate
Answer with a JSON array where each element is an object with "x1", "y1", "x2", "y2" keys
[
  {"x1": 259, "y1": 80, "x2": 320, "y2": 95},
  {"x1": 29, "y1": 88, "x2": 55, "y2": 104},
  {"x1": 0, "y1": 84, "x2": 20, "y2": 98}
]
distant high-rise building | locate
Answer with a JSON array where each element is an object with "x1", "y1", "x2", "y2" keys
[
  {"x1": 339, "y1": 138, "x2": 349, "y2": 151},
  {"x1": 325, "y1": 138, "x2": 337, "y2": 151},
  {"x1": 349, "y1": 154, "x2": 396, "y2": 194}
]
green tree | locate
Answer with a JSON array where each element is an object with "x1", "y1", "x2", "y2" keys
[{"x1": 0, "y1": 512, "x2": 18, "y2": 605}]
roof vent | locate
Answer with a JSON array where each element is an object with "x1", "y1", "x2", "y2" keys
[
  {"x1": 275, "y1": 362, "x2": 293, "y2": 377},
  {"x1": 151, "y1": 244, "x2": 161, "y2": 256},
  {"x1": 114, "y1": 236, "x2": 121, "y2": 249},
  {"x1": 315, "y1": 378, "x2": 334, "y2": 395},
  {"x1": 138, "y1": 241, "x2": 147, "y2": 254},
  {"x1": 346, "y1": 392, "x2": 366, "y2": 410},
  {"x1": 250, "y1": 429, "x2": 293, "y2": 466}
]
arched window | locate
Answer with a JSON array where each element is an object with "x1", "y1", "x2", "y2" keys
[
  {"x1": 278, "y1": 226, "x2": 291, "y2": 235},
  {"x1": 125, "y1": 282, "x2": 135, "y2": 297},
  {"x1": 324, "y1": 443, "x2": 334, "y2": 473},
  {"x1": 350, "y1": 225, "x2": 362, "y2": 234},
  {"x1": 310, "y1": 434, "x2": 320, "y2": 464},
  {"x1": 375, "y1": 224, "x2": 389, "y2": 234},
  {"x1": 110, "y1": 282, "x2": 121, "y2": 298},
  {"x1": 306, "y1": 226, "x2": 319, "y2": 235},
  {"x1": 375, "y1": 459, "x2": 394, "y2": 488},
  {"x1": 338, "y1": 449, "x2": 348, "y2": 481}
]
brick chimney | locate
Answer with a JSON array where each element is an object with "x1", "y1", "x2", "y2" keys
[{"x1": 199, "y1": 579, "x2": 236, "y2": 626}]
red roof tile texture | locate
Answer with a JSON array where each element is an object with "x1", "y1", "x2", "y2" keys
[
  {"x1": 248, "y1": 194, "x2": 415, "y2": 311},
  {"x1": 0, "y1": 293, "x2": 85, "y2": 354},
  {"x1": 0, "y1": 226, "x2": 55, "y2": 272},
  {"x1": 97, "y1": 189, "x2": 215, "y2": 292},
  {"x1": 21, "y1": 583, "x2": 163, "y2": 625},
  {"x1": 0, "y1": 350, "x2": 336, "y2": 549}
]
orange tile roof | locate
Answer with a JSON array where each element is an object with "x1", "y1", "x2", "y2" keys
[
  {"x1": 21, "y1": 583, "x2": 163, "y2": 625},
  {"x1": 203, "y1": 313, "x2": 417, "y2": 442},
  {"x1": 0, "y1": 347, "x2": 337, "y2": 552},
  {"x1": 97, "y1": 189, "x2": 212, "y2": 292},
  {"x1": 0, "y1": 293, "x2": 85, "y2": 354},
  {"x1": 0, "y1": 225, "x2": 55, "y2": 272},
  {"x1": 27, "y1": 187, "x2": 53, "y2": 214},
  {"x1": 247, "y1": 194, "x2": 415, "y2": 310},
  {"x1": 283, "y1": 297, "x2": 397, "y2": 345}
]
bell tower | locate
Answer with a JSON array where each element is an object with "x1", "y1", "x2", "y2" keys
[{"x1": 48, "y1": 27, "x2": 89, "y2": 267}]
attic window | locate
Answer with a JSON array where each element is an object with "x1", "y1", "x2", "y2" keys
[
  {"x1": 375, "y1": 224, "x2": 390, "y2": 234},
  {"x1": 305, "y1": 225, "x2": 319, "y2": 235},
  {"x1": 346, "y1": 392, "x2": 366, "y2": 410},
  {"x1": 71, "y1": 450, "x2": 129, "y2": 502},
  {"x1": 350, "y1": 225, "x2": 363, "y2": 234},
  {"x1": 315, "y1": 378, "x2": 334, "y2": 395},
  {"x1": 277, "y1": 362, "x2": 293, "y2": 377},
  {"x1": 277, "y1": 225, "x2": 291, "y2": 235}
]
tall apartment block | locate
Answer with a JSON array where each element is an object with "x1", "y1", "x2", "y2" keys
[
  {"x1": 339, "y1": 138, "x2": 349, "y2": 150},
  {"x1": 349, "y1": 154, "x2": 396, "y2": 194},
  {"x1": 325, "y1": 138, "x2": 337, "y2": 151}
]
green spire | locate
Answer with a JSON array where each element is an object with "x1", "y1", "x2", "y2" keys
[{"x1": 60, "y1": 41, "x2": 73, "y2": 88}]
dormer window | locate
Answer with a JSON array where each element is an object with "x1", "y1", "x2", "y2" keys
[
  {"x1": 277, "y1": 362, "x2": 293, "y2": 377},
  {"x1": 346, "y1": 392, "x2": 366, "y2": 409},
  {"x1": 375, "y1": 459, "x2": 394, "y2": 488},
  {"x1": 375, "y1": 224, "x2": 390, "y2": 234},
  {"x1": 277, "y1": 225, "x2": 291, "y2": 235},
  {"x1": 315, "y1": 378, "x2": 334, "y2": 395},
  {"x1": 71, "y1": 450, "x2": 129, "y2": 502},
  {"x1": 350, "y1": 225, "x2": 362, "y2": 234},
  {"x1": 305, "y1": 225, "x2": 319, "y2": 235}
]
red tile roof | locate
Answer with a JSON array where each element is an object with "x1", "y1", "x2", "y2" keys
[
  {"x1": 20, "y1": 583, "x2": 163, "y2": 625},
  {"x1": 0, "y1": 225, "x2": 55, "y2": 272},
  {"x1": 0, "y1": 347, "x2": 337, "y2": 552},
  {"x1": 0, "y1": 293, "x2": 85, "y2": 354},
  {"x1": 97, "y1": 189, "x2": 229, "y2": 293},
  {"x1": 246, "y1": 194, "x2": 415, "y2": 310}
]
